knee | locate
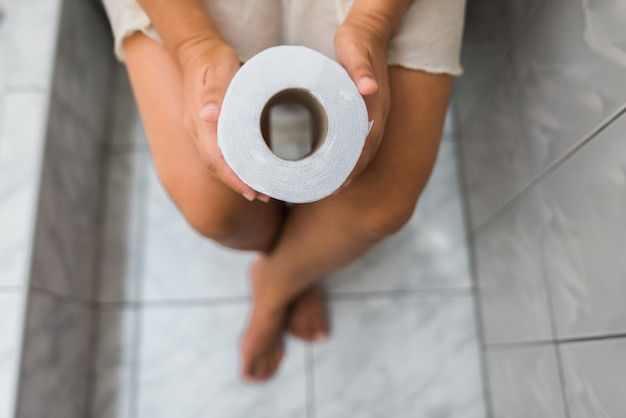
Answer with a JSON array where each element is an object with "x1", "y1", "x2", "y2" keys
[
  {"x1": 179, "y1": 201, "x2": 242, "y2": 243},
  {"x1": 347, "y1": 198, "x2": 416, "y2": 241}
]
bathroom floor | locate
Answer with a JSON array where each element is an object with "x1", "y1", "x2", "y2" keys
[{"x1": 90, "y1": 64, "x2": 486, "y2": 418}]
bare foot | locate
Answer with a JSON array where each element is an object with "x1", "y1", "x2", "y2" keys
[
  {"x1": 287, "y1": 286, "x2": 330, "y2": 342},
  {"x1": 241, "y1": 256, "x2": 286, "y2": 383}
]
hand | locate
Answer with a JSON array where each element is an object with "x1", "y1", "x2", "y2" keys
[
  {"x1": 177, "y1": 37, "x2": 268, "y2": 202},
  {"x1": 334, "y1": 14, "x2": 392, "y2": 188}
]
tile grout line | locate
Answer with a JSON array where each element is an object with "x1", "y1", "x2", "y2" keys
[
  {"x1": 485, "y1": 340, "x2": 555, "y2": 351},
  {"x1": 130, "y1": 303, "x2": 143, "y2": 418},
  {"x1": 466, "y1": 233, "x2": 495, "y2": 418},
  {"x1": 559, "y1": 333, "x2": 626, "y2": 344},
  {"x1": 27, "y1": 277, "x2": 478, "y2": 310},
  {"x1": 553, "y1": 344, "x2": 572, "y2": 418},
  {"x1": 305, "y1": 346, "x2": 316, "y2": 418},
  {"x1": 98, "y1": 296, "x2": 251, "y2": 311},
  {"x1": 0, "y1": 286, "x2": 23, "y2": 293},
  {"x1": 4, "y1": 85, "x2": 48, "y2": 94},
  {"x1": 94, "y1": 287, "x2": 474, "y2": 311},
  {"x1": 471, "y1": 103, "x2": 626, "y2": 237},
  {"x1": 28, "y1": 285, "x2": 97, "y2": 309},
  {"x1": 453, "y1": 97, "x2": 494, "y2": 418},
  {"x1": 537, "y1": 217, "x2": 571, "y2": 418},
  {"x1": 485, "y1": 332, "x2": 626, "y2": 351},
  {"x1": 327, "y1": 287, "x2": 472, "y2": 300}
]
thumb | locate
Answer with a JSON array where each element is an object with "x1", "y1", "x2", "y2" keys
[
  {"x1": 340, "y1": 46, "x2": 379, "y2": 96},
  {"x1": 199, "y1": 85, "x2": 226, "y2": 123},
  {"x1": 198, "y1": 68, "x2": 235, "y2": 123}
]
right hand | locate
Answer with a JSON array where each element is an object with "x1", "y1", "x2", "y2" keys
[{"x1": 177, "y1": 37, "x2": 268, "y2": 202}]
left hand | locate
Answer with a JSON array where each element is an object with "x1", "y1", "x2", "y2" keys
[{"x1": 334, "y1": 13, "x2": 392, "y2": 188}]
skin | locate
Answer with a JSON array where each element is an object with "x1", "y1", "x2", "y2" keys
[{"x1": 127, "y1": 0, "x2": 453, "y2": 382}]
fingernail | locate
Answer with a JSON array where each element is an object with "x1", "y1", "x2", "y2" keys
[
  {"x1": 258, "y1": 194, "x2": 270, "y2": 203},
  {"x1": 357, "y1": 77, "x2": 377, "y2": 89},
  {"x1": 344, "y1": 178, "x2": 353, "y2": 188},
  {"x1": 243, "y1": 191, "x2": 256, "y2": 202},
  {"x1": 200, "y1": 103, "x2": 220, "y2": 119}
]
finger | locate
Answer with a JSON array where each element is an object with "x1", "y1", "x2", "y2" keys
[
  {"x1": 212, "y1": 156, "x2": 257, "y2": 202},
  {"x1": 196, "y1": 99, "x2": 259, "y2": 201},
  {"x1": 257, "y1": 359, "x2": 270, "y2": 380},
  {"x1": 342, "y1": 127, "x2": 382, "y2": 186},
  {"x1": 345, "y1": 155, "x2": 370, "y2": 185},
  {"x1": 198, "y1": 91, "x2": 267, "y2": 200},
  {"x1": 343, "y1": 148, "x2": 369, "y2": 187},
  {"x1": 197, "y1": 118, "x2": 255, "y2": 200},
  {"x1": 362, "y1": 91, "x2": 379, "y2": 125}
]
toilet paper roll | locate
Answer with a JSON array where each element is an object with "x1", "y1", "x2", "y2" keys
[{"x1": 217, "y1": 45, "x2": 370, "y2": 203}]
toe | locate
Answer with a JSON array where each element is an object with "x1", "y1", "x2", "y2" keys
[
  {"x1": 266, "y1": 357, "x2": 278, "y2": 380},
  {"x1": 268, "y1": 348, "x2": 283, "y2": 378},
  {"x1": 304, "y1": 321, "x2": 317, "y2": 341},
  {"x1": 242, "y1": 360, "x2": 254, "y2": 383},
  {"x1": 290, "y1": 320, "x2": 309, "y2": 342},
  {"x1": 316, "y1": 318, "x2": 329, "y2": 340},
  {"x1": 273, "y1": 348, "x2": 282, "y2": 365},
  {"x1": 248, "y1": 364, "x2": 259, "y2": 381},
  {"x1": 259, "y1": 358, "x2": 273, "y2": 380}
]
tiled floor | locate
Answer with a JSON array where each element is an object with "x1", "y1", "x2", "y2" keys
[
  {"x1": 459, "y1": 0, "x2": 626, "y2": 416},
  {"x1": 90, "y1": 65, "x2": 486, "y2": 418}
]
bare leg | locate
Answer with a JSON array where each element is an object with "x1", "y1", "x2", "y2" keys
[
  {"x1": 123, "y1": 33, "x2": 334, "y2": 382},
  {"x1": 123, "y1": 33, "x2": 452, "y2": 381},
  {"x1": 241, "y1": 68, "x2": 453, "y2": 380},
  {"x1": 123, "y1": 33, "x2": 285, "y2": 252}
]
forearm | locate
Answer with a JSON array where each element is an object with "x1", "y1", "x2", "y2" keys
[
  {"x1": 137, "y1": 0, "x2": 224, "y2": 63},
  {"x1": 345, "y1": 0, "x2": 413, "y2": 42}
]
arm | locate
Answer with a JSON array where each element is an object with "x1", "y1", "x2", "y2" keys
[
  {"x1": 335, "y1": 0, "x2": 414, "y2": 186},
  {"x1": 346, "y1": 0, "x2": 413, "y2": 43},
  {"x1": 136, "y1": 0, "x2": 263, "y2": 201},
  {"x1": 137, "y1": 0, "x2": 223, "y2": 65}
]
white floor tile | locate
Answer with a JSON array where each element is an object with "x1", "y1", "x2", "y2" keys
[
  {"x1": 561, "y1": 338, "x2": 626, "y2": 418},
  {"x1": 487, "y1": 345, "x2": 566, "y2": 418},
  {"x1": 137, "y1": 304, "x2": 307, "y2": 418},
  {"x1": 314, "y1": 294, "x2": 485, "y2": 418}
]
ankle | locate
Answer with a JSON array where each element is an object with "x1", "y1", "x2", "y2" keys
[
  {"x1": 251, "y1": 256, "x2": 303, "y2": 315},
  {"x1": 252, "y1": 288, "x2": 290, "y2": 315}
]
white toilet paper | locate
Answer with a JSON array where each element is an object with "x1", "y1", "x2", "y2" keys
[{"x1": 218, "y1": 45, "x2": 370, "y2": 203}]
